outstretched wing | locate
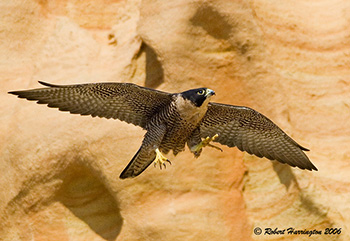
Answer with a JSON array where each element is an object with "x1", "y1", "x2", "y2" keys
[
  {"x1": 9, "y1": 81, "x2": 173, "y2": 129},
  {"x1": 200, "y1": 102, "x2": 317, "y2": 171}
]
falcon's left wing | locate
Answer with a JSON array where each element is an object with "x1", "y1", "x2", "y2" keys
[{"x1": 200, "y1": 102, "x2": 317, "y2": 171}]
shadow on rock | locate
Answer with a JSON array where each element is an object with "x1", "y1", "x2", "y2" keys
[{"x1": 56, "y1": 164, "x2": 123, "y2": 241}]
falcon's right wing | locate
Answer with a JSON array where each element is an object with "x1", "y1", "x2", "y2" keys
[{"x1": 9, "y1": 81, "x2": 173, "y2": 129}]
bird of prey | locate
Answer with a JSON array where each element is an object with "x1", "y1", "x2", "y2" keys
[{"x1": 9, "y1": 81, "x2": 317, "y2": 178}]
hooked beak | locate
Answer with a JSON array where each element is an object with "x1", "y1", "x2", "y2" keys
[{"x1": 205, "y1": 89, "x2": 215, "y2": 97}]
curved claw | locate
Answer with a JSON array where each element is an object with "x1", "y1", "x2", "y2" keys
[
  {"x1": 207, "y1": 143, "x2": 223, "y2": 152},
  {"x1": 153, "y1": 148, "x2": 171, "y2": 170},
  {"x1": 191, "y1": 134, "x2": 223, "y2": 157}
]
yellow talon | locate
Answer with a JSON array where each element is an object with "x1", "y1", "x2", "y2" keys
[
  {"x1": 191, "y1": 134, "x2": 223, "y2": 157},
  {"x1": 153, "y1": 148, "x2": 171, "y2": 169}
]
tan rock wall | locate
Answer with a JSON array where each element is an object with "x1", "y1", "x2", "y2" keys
[{"x1": 1, "y1": 0, "x2": 349, "y2": 240}]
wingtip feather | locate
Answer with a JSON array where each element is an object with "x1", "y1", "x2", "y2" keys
[
  {"x1": 8, "y1": 81, "x2": 57, "y2": 96},
  {"x1": 38, "y1": 80, "x2": 59, "y2": 87},
  {"x1": 310, "y1": 164, "x2": 318, "y2": 171},
  {"x1": 8, "y1": 91, "x2": 18, "y2": 95},
  {"x1": 8, "y1": 90, "x2": 30, "y2": 98},
  {"x1": 299, "y1": 145, "x2": 310, "y2": 152}
]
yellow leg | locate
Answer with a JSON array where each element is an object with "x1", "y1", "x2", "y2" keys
[
  {"x1": 191, "y1": 134, "x2": 223, "y2": 157},
  {"x1": 153, "y1": 148, "x2": 172, "y2": 169}
]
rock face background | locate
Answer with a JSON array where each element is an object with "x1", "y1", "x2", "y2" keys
[{"x1": 1, "y1": 0, "x2": 349, "y2": 240}]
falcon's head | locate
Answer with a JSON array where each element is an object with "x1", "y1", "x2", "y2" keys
[{"x1": 181, "y1": 88, "x2": 215, "y2": 107}]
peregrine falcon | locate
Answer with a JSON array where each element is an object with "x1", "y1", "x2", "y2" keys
[{"x1": 9, "y1": 81, "x2": 317, "y2": 178}]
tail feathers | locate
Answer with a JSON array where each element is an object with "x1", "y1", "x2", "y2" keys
[{"x1": 119, "y1": 146, "x2": 156, "y2": 179}]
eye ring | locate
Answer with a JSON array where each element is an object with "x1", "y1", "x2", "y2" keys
[{"x1": 197, "y1": 90, "x2": 205, "y2": 95}]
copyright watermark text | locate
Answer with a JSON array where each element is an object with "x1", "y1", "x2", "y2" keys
[{"x1": 253, "y1": 227, "x2": 341, "y2": 237}]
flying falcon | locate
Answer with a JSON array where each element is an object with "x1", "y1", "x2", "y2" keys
[{"x1": 9, "y1": 81, "x2": 317, "y2": 178}]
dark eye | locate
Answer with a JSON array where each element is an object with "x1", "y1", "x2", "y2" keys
[{"x1": 197, "y1": 90, "x2": 205, "y2": 95}]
